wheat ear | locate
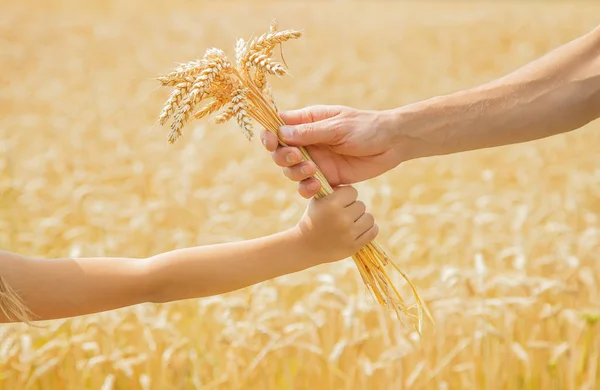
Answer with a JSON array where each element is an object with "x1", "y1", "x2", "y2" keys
[{"x1": 155, "y1": 24, "x2": 433, "y2": 334}]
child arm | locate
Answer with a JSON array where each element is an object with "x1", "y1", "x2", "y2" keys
[{"x1": 0, "y1": 186, "x2": 377, "y2": 323}]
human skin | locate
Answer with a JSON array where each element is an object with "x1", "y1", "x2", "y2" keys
[
  {"x1": 0, "y1": 186, "x2": 377, "y2": 323},
  {"x1": 262, "y1": 24, "x2": 600, "y2": 198}
]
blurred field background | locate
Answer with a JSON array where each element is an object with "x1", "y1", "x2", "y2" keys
[{"x1": 2, "y1": 0, "x2": 600, "y2": 389}]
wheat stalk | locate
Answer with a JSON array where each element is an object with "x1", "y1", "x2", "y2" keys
[
  {"x1": 0, "y1": 276, "x2": 34, "y2": 324},
  {"x1": 155, "y1": 22, "x2": 433, "y2": 333}
]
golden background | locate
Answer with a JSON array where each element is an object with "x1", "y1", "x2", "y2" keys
[{"x1": 2, "y1": 1, "x2": 600, "y2": 389}]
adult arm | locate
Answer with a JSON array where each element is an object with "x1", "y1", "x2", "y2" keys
[
  {"x1": 393, "y1": 24, "x2": 600, "y2": 159},
  {"x1": 262, "y1": 25, "x2": 600, "y2": 198}
]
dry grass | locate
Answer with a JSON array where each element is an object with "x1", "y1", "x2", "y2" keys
[{"x1": 2, "y1": 1, "x2": 600, "y2": 389}]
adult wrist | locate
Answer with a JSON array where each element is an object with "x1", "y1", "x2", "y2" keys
[{"x1": 378, "y1": 102, "x2": 444, "y2": 163}]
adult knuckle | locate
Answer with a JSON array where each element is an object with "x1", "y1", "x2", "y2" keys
[
  {"x1": 304, "y1": 106, "x2": 319, "y2": 122},
  {"x1": 296, "y1": 166, "x2": 310, "y2": 180},
  {"x1": 299, "y1": 182, "x2": 314, "y2": 199},
  {"x1": 301, "y1": 161, "x2": 314, "y2": 176},
  {"x1": 329, "y1": 119, "x2": 346, "y2": 142},
  {"x1": 271, "y1": 150, "x2": 282, "y2": 164},
  {"x1": 283, "y1": 167, "x2": 297, "y2": 181},
  {"x1": 300, "y1": 122, "x2": 315, "y2": 135}
]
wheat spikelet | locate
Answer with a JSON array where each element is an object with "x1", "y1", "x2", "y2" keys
[
  {"x1": 253, "y1": 66, "x2": 269, "y2": 93},
  {"x1": 235, "y1": 38, "x2": 247, "y2": 68},
  {"x1": 169, "y1": 54, "x2": 233, "y2": 143},
  {"x1": 237, "y1": 29, "x2": 301, "y2": 97},
  {"x1": 193, "y1": 98, "x2": 228, "y2": 121},
  {"x1": 158, "y1": 60, "x2": 206, "y2": 86},
  {"x1": 207, "y1": 77, "x2": 239, "y2": 125},
  {"x1": 257, "y1": 21, "x2": 283, "y2": 109},
  {"x1": 175, "y1": 59, "x2": 206, "y2": 73},
  {"x1": 158, "y1": 81, "x2": 193, "y2": 126},
  {"x1": 207, "y1": 74, "x2": 239, "y2": 125},
  {"x1": 243, "y1": 30, "x2": 302, "y2": 64},
  {"x1": 157, "y1": 75, "x2": 196, "y2": 87},
  {"x1": 254, "y1": 68, "x2": 268, "y2": 91},
  {"x1": 211, "y1": 72, "x2": 237, "y2": 97},
  {"x1": 155, "y1": 23, "x2": 432, "y2": 333},
  {"x1": 230, "y1": 88, "x2": 253, "y2": 140},
  {"x1": 205, "y1": 47, "x2": 226, "y2": 58},
  {"x1": 213, "y1": 105, "x2": 235, "y2": 124},
  {"x1": 268, "y1": 20, "x2": 278, "y2": 46},
  {"x1": 246, "y1": 53, "x2": 287, "y2": 77},
  {"x1": 254, "y1": 20, "x2": 278, "y2": 91}
]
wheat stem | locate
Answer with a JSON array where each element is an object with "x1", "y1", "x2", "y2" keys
[{"x1": 155, "y1": 24, "x2": 432, "y2": 334}]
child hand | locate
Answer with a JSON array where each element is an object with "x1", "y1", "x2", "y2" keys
[{"x1": 294, "y1": 185, "x2": 379, "y2": 266}]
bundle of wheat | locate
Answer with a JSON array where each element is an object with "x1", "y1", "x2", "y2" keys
[{"x1": 156, "y1": 22, "x2": 432, "y2": 333}]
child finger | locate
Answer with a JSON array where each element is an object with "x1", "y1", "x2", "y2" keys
[
  {"x1": 354, "y1": 212, "x2": 375, "y2": 238},
  {"x1": 332, "y1": 186, "x2": 358, "y2": 206},
  {"x1": 346, "y1": 201, "x2": 366, "y2": 221},
  {"x1": 356, "y1": 223, "x2": 379, "y2": 246}
]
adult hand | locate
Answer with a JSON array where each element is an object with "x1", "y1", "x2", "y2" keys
[{"x1": 261, "y1": 105, "x2": 409, "y2": 198}]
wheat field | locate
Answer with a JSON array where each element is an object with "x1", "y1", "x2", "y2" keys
[{"x1": 2, "y1": 1, "x2": 600, "y2": 389}]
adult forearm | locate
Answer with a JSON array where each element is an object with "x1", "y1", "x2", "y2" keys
[
  {"x1": 392, "y1": 25, "x2": 600, "y2": 160},
  {"x1": 145, "y1": 227, "x2": 308, "y2": 303}
]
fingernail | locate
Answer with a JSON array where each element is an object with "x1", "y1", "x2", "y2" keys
[
  {"x1": 279, "y1": 126, "x2": 293, "y2": 138},
  {"x1": 286, "y1": 152, "x2": 296, "y2": 163},
  {"x1": 301, "y1": 165, "x2": 311, "y2": 175},
  {"x1": 309, "y1": 181, "x2": 320, "y2": 191}
]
